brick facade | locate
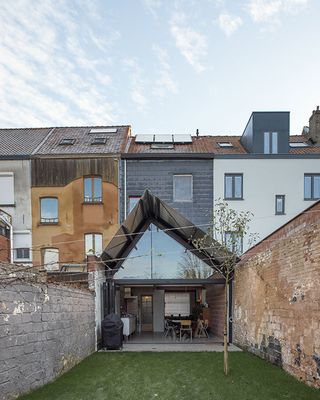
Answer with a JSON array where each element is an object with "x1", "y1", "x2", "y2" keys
[
  {"x1": 0, "y1": 234, "x2": 10, "y2": 263},
  {"x1": 233, "y1": 201, "x2": 320, "y2": 388}
]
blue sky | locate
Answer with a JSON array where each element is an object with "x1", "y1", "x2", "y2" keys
[{"x1": 0, "y1": 0, "x2": 319, "y2": 135}]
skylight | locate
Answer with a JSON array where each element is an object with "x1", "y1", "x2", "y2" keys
[
  {"x1": 89, "y1": 128, "x2": 117, "y2": 134},
  {"x1": 151, "y1": 143, "x2": 174, "y2": 149},
  {"x1": 91, "y1": 137, "x2": 107, "y2": 145},
  {"x1": 218, "y1": 142, "x2": 233, "y2": 148},
  {"x1": 59, "y1": 138, "x2": 75, "y2": 145},
  {"x1": 289, "y1": 142, "x2": 309, "y2": 148}
]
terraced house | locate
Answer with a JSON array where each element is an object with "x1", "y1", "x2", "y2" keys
[{"x1": 30, "y1": 125, "x2": 130, "y2": 269}]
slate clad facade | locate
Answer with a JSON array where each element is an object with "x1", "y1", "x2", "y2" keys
[{"x1": 123, "y1": 159, "x2": 213, "y2": 229}]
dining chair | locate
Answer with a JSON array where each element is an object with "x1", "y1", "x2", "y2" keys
[
  {"x1": 197, "y1": 319, "x2": 209, "y2": 338},
  {"x1": 179, "y1": 320, "x2": 192, "y2": 341},
  {"x1": 164, "y1": 320, "x2": 176, "y2": 339}
]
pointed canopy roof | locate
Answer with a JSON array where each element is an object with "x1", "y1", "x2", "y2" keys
[{"x1": 101, "y1": 189, "x2": 232, "y2": 276}]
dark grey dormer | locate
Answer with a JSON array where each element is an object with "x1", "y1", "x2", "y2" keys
[{"x1": 241, "y1": 112, "x2": 290, "y2": 154}]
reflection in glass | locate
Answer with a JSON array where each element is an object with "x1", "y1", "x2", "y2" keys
[
  {"x1": 114, "y1": 224, "x2": 211, "y2": 279},
  {"x1": 40, "y1": 198, "x2": 58, "y2": 223}
]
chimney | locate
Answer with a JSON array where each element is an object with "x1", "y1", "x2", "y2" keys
[
  {"x1": 196, "y1": 129, "x2": 199, "y2": 137},
  {"x1": 308, "y1": 105, "x2": 320, "y2": 144}
]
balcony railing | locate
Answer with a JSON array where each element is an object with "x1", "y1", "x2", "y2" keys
[{"x1": 83, "y1": 196, "x2": 102, "y2": 203}]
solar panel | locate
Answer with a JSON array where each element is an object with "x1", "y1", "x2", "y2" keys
[
  {"x1": 89, "y1": 128, "x2": 117, "y2": 134},
  {"x1": 154, "y1": 134, "x2": 173, "y2": 143},
  {"x1": 173, "y1": 134, "x2": 192, "y2": 143},
  {"x1": 135, "y1": 134, "x2": 155, "y2": 143}
]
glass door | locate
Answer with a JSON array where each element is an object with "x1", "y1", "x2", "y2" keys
[{"x1": 141, "y1": 295, "x2": 153, "y2": 332}]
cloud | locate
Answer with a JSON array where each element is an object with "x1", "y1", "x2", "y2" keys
[
  {"x1": 218, "y1": 12, "x2": 243, "y2": 36},
  {"x1": 0, "y1": 0, "x2": 120, "y2": 127},
  {"x1": 247, "y1": 0, "x2": 309, "y2": 23},
  {"x1": 123, "y1": 58, "x2": 148, "y2": 112},
  {"x1": 142, "y1": 0, "x2": 162, "y2": 18},
  {"x1": 170, "y1": 12, "x2": 208, "y2": 73},
  {"x1": 152, "y1": 45, "x2": 177, "y2": 98}
]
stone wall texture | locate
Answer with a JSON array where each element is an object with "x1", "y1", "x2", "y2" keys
[
  {"x1": 233, "y1": 202, "x2": 320, "y2": 388},
  {"x1": 0, "y1": 266, "x2": 95, "y2": 400}
]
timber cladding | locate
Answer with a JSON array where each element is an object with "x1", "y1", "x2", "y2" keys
[{"x1": 32, "y1": 157, "x2": 118, "y2": 187}]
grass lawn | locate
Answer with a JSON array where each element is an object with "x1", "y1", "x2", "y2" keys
[{"x1": 20, "y1": 352, "x2": 319, "y2": 400}]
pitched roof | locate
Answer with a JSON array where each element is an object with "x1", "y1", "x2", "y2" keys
[
  {"x1": 101, "y1": 189, "x2": 236, "y2": 276},
  {"x1": 126, "y1": 134, "x2": 320, "y2": 156},
  {"x1": 0, "y1": 128, "x2": 52, "y2": 157},
  {"x1": 35, "y1": 125, "x2": 130, "y2": 155}
]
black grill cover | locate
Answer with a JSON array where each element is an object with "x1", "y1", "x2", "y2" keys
[{"x1": 102, "y1": 313, "x2": 123, "y2": 350}]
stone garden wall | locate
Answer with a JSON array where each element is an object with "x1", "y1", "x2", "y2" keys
[{"x1": 0, "y1": 264, "x2": 95, "y2": 400}]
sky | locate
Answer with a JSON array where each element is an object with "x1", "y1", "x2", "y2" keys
[{"x1": 0, "y1": 0, "x2": 320, "y2": 135}]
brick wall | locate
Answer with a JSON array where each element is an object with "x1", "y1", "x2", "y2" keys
[
  {"x1": 0, "y1": 234, "x2": 10, "y2": 263},
  {"x1": 205, "y1": 284, "x2": 225, "y2": 338},
  {"x1": 124, "y1": 159, "x2": 213, "y2": 227},
  {"x1": 233, "y1": 202, "x2": 320, "y2": 388},
  {"x1": 0, "y1": 265, "x2": 96, "y2": 400}
]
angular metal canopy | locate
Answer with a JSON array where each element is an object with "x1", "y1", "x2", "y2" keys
[{"x1": 101, "y1": 189, "x2": 232, "y2": 276}]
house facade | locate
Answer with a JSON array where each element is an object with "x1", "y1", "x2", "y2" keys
[
  {"x1": 31, "y1": 125, "x2": 130, "y2": 269},
  {"x1": 0, "y1": 128, "x2": 52, "y2": 264},
  {"x1": 0, "y1": 208, "x2": 12, "y2": 263}
]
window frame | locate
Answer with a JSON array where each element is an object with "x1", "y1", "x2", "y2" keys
[
  {"x1": 83, "y1": 176, "x2": 103, "y2": 204},
  {"x1": 84, "y1": 233, "x2": 103, "y2": 256},
  {"x1": 40, "y1": 197, "x2": 59, "y2": 224},
  {"x1": 15, "y1": 248, "x2": 30, "y2": 260},
  {"x1": 173, "y1": 174, "x2": 193, "y2": 202},
  {"x1": 264, "y1": 131, "x2": 278, "y2": 154},
  {"x1": 304, "y1": 173, "x2": 320, "y2": 200},
  {"x1": 275, "y1": 195, "x2": 285, "y2": 215},
  {"x1": 224, "y1": 173, "x2": 243, "y2": 200}
]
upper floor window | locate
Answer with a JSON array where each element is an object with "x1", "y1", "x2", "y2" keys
[
  {"x1": 40, "y1": 198, "x2": 58, "y2": 224},
  {"x1": 264, "y1": 132, "x2": 278, "y2": 154},
  {"x1": 84, "y1": 176, "x2": 102, "y2": 203},
  {"x1": 173, "y1": 175, "x2": 193, "y2": 202},
  {"x1": 275, "y1": 195, "x2": 285, "y2": 215},
  {"x1": 0, "y1": 172, "x2": 14, "y2": 205},
  {"x1": 85, "y1": 233, "x2": 103, "y2": 256},
  {"x1": 304, "y1": 174, "x2": 320, "y2": 200},
  {"x1": 225, "y1": 232, "x2": 243, "y2": 255},
  {"x1": 224, "y1": 174, "x2": 243, "y2": 200}
]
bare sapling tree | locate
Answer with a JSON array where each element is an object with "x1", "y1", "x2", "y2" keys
[{"x1": 192, "y1": 199, "x2": 257, "y2": 376}]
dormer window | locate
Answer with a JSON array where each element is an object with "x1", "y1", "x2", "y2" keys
[
  {"x1": 218, "y1": 142, "x2": 233, "y2": 148},
  {"x1": 264, "y1": 132, "x2": 278, "y2": 154},
  {"x1": 59, "y1": 138, "x2": 75, "y2": 145}
]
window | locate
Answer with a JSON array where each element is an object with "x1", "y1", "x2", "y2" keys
[
  {"x1": 289, "y1": 142, "x2": 308, "y2": 148},
  {"x1": 264, "y1": 132, "x2": 278, "y2": 154},
  {"x1": 173, "y1": 175, "x2": 193, "y2": 202},
  {"x1": 59, "y1": 138, "x2": 75, "y2": 145},
  {"x1": 224, "y1": 174, "x2": 243, "y2": 200},
  {"x1": 91, "y1": 137, "x2": 107, "y2": 145},
  {"x1": 151, "y1": 143, "x2": 174, "y2": 149},
  {"x1": 225, "y1": 232, "x2": 243, "y2": 255},
  {"x1": 16, "y1": 248, "x2": 30, "y2": 260},
  {"x1": 42, "y1": 248, "x2": 59, "y2": 271},
  {"x1": 40, "y1": 198, "x2": 58, "y2": 224},
  {"x1": 129, "y1": 196, "x2": 141, "y2": 213},
  {"x1": 0, "y1": 172, "x2": 14, "y2": 205},
  {"x1": 275, "y1": 195, "x2": 285, "y2": 215},
  {"x1": 165, "y1": 292, "x2": 190, "y2": 317},
  {"x1": 84, "y1": 176, "x2": 102, "y2": 203},
  {"x1": 304, "y1": 174, "x2": 320, "y2": 200},
  {"x1": 85, "y1": 233, "x2": 103, "y2": 256},
  {"x1": 218, "y1": 142, "x2": 233, "y2": 148},
  {"x1": 89, "y1": 128, "x2": 117, "y2": 134}
]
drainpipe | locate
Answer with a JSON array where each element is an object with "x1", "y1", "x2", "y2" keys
[
  {"x1": 9, "y1": 223, "x2": 13, "y2": 263},
  {"x1": 124, "y1": 159, "x2": 127, "y2": 218}
]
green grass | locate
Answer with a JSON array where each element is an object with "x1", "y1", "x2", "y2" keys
[{"x1": 20, "y1": 352, "x2": 319, "y2": 400}]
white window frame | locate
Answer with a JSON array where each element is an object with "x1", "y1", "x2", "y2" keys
[
  {"x1": 264, "y1": 132, "x2": 278, "y2": 154},
  {"x1": 173, "y1": 174, "x2": 193, "y2": 202}
]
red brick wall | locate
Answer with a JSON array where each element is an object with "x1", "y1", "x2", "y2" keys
[
  {"x1": 205, "y1": 284, "x2": 225, "y2": 338},
  {"x1": 0, "y1": 234, "x2": 10, "y2": 263},
  {"x1": 234, "y1": 202, "x2": 320, "y2": 388}
]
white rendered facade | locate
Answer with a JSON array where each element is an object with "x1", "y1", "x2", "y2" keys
[{"x1": 213, "y1": 157, "x2": 320, "y2": 252}]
